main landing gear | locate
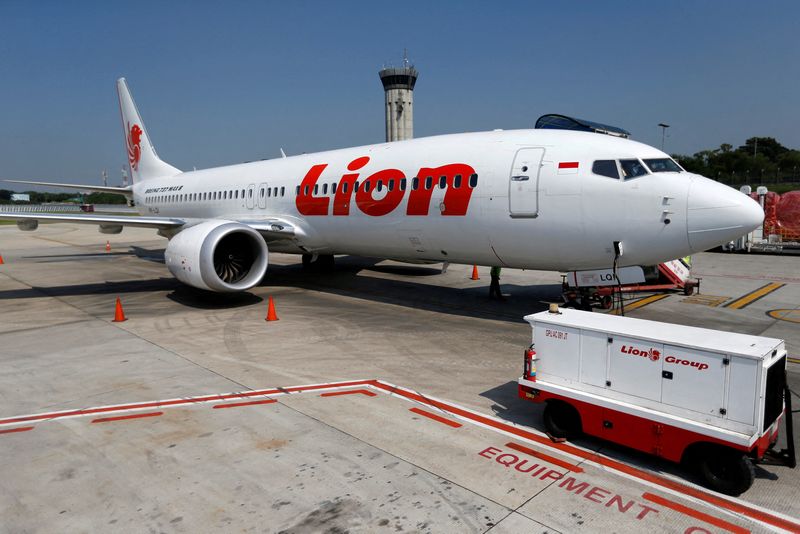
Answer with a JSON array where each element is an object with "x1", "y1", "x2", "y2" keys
[{"x1": 302, "y1": 253, "x2": 335, "y2": 272}]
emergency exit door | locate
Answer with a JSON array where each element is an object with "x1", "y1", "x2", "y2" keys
[{"x1": 509, "y1": 148, "x2": 544, "y2": 218}]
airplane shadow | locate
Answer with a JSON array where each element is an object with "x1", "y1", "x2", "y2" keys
[
  {"x1": 264, "y1": 255, "x2": 562, "y2": 324},
  {"x1": 0, "y1": 277, "x2": 180, "y2": 300},
  {"x1": 2, "y1": 251, "x2": 560, "y2": 323},
  {"x1": 167, "y1": 287, "x2": 263, "y2": 309}
]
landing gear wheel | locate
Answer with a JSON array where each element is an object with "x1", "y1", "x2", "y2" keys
[
  {"x1": 698, "y1": 447, "x2": 755, "y2": 496},
  {"x1": 543, "y1": 401, "x2": 582, "y2": 440}
]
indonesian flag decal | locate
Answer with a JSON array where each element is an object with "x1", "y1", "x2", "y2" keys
[{"x1": 558, "y1": 161, "x2": 579, "y2": 175}]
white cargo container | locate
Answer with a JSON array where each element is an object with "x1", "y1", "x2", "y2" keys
[{"x1": 517, "y1": 307, "x2": 792, "y2": 495}]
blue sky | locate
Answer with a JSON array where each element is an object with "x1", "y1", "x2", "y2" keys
[{"x1": 1, "y1": 1, "x2": 798, "y2": 188}]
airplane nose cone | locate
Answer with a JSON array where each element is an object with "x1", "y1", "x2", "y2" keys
[{"x1": 687, "y1": 176, "x2": 764, "y2": 252}]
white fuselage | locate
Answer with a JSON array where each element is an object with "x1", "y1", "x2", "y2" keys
[{"x1": 132, "y1": 129, "x2": 762, "y2": 271}]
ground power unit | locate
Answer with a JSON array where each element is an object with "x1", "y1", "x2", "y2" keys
[{"x1": 518, "y1": 307, "x2": 794, "y2": 495}]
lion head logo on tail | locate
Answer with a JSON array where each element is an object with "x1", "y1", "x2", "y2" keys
[{"x1": 127, "y1": 122, "x2": 142, "y2": 170}]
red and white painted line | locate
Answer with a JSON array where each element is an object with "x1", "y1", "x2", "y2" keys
[
  {"x1": 370, "y1": 380, "x2": 800, "y2": 534},
  {"x1": 0, "y1": 378, "x2": 797, "y2": 533},
  {"x1": 0, "y1": 378, "x2": 373, "y2": 427}
]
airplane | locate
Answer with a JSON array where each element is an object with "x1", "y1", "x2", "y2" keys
[{"x1": 0, "y1": 78, "x2": 763, "y2": 293}]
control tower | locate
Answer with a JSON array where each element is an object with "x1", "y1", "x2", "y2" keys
[{"x1": 379, "y1": 53, "x2": 418, "y2": 142}]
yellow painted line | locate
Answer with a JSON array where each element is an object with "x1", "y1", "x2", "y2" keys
[
  {"x1": 788, "y1": 357, "x2": 800, "y2": 365},
  {"x1": 724, "y1": 282, "x2": 785, "y2": 310},
  {"x1": 610, "y1": 294, "x2": 670, "y2": 315},
  {"x1": 767, "y1": 309, "x2": 800, "y2": 324}
]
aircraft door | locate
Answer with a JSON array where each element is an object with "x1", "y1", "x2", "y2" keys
[
  {"x1": 258, "y1": 183, "x2": 267, "y2": 209},
  {"x1": 246, "y1": 183, "x2": 256, "y2": 209},
  {"x1": 509, "y1": 148, "x2": 544, "y2": 218}
]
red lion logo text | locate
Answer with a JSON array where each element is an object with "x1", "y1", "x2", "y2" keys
[
  {"x1": 294, "y1": 156, "x2": 476, "y2": 217},
  {"x1": 127, "y1": 122, "x2": 142, "y2": 170}
]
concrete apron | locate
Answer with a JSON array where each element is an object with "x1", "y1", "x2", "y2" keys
[{"x1": 1, "y1": 380, "x2": 793, "y2": 533}]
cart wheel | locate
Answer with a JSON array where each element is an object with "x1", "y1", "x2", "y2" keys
[
  {"x1": 698, "y1": 447, "x2": 755, "y2": 496},
  {"x1": 543, "y1": 401, "x2": 581, "y2": 440},
  {"x1": 683, "y1": 282, "x2": 695, "y2": 296},
  {"x1": 600, "y1": 295, "x2": 613, "y2": 309}
]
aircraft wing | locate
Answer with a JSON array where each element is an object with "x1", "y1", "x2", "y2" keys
[
  {"x1": 0, "y1": 212, "x2": 184, "y2": 229},
  {"x1": 0, "y1": 211, "x2": 299, "y2": 237},
  {"x1": 3, "y1": 179, "x2": 132, "y2": 195}
]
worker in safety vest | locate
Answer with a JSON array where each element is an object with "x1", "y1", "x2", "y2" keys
[{"x1": 489, "y1": 266, "x2": 505, "y2": 300}]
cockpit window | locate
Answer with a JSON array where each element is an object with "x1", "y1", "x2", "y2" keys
[
  {"x1": 592, "y1": 160, "x2": 619, "y2": 179},
  {"x1": 620, "y1": 159, "x2": 648, "y2": 179},
  {"x1": 643, "y1": 158, "x2": 683, "y2": 173}
]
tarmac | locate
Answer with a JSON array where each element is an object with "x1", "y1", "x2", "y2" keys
[{"x1": 0, "y1": 223, "x2": 798, "y2": 533}]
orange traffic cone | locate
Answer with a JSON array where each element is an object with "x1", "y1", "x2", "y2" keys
[
  {"x1": 265, "y1": 296, "x2": 279, "y2": 322},
  {"x1": 470, "y1": 265, "x2": 480, "y2": 280},
  {"x1": 112, "y1": 297, "x2": 127, "y2": 322},
  {"x1": 0, "y1": 254, "x2": 4, "y2": 265},
  {"x1": 105, "y1": 241, "x2": 111, "y2": 252}
]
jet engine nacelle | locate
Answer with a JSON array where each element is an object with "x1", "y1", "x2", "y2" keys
[{"x1": 164, "y1": 220, "x2": 268, "y2": 292}]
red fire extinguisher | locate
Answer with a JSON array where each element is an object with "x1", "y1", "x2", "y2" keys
[{"x1": 523, "y1": 344, "x2": 537, "y2": 381}]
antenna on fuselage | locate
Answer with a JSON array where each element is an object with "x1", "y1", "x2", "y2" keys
[{"x1": 280, "y1": 148, "x2": 287, "y2": 158}]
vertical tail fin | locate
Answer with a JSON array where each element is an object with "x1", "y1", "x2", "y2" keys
[{"x1": 117, "y1": 78, "x2": 181, "y2": 182}]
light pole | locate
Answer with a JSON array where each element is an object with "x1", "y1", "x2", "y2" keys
[{"x1": 658, "y1": 123, "x2": 670, "y2": 151}]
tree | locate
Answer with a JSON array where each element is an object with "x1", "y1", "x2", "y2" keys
[{"x1": 738, "y1": 137, "x2": 789, "y2": 161}]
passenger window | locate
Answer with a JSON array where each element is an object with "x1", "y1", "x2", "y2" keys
[
  {"x1": 364, "y1": 181, "x2": 371, "y2": 192},
  {"x1": 280, "y1": 187, "x2": 285, "y2": 196},
  {"x1": 296, "y1": 186, "x2": 300, "y2": 195},
  {"x1": 314, "y1": 184, "x2": 318, "y2": 195},
  {"x1": 322, "y1": 183, "x2": 328, "y2": 195},
  {"x1": 355, "y1": 181, "x2": 360, "y2": 191},
  {"x1": 592, "y1": 160, "x2": 619, "y2": 179},
  {"x1": 273, "y1": 187, "x2": 278, "y2": 197},
  {"x1": 412, "y1": 177, "x2": 419, "y2": 190},
  {"x1": 400, "y1": 178, "x2": 406, "y2": 191},
  {"x1": 388, "y1": 179, "x2": 394, "y2": 191},
  {"x1": 267, "y1": 188, "x2": 271, "y2": 198},
  {"x1": 454, "y1": 175, "x2": 462, "y2": 189},
  {"x1": 439, "y1": 176, "x2": 446, "y2": 189},
  {"x1": 304, "y1": 186, "x2": 309, "y2": 195},
  {"x1": 342, "y1": 182, "x2": 348, "y2": 194},
  {"x1": 425, "y1": 177, "x2": 432, "y2": 190},
  {"x1": 469, "y1": 173, "x2": 478, "y2": 188},
  {"x1": 620, "y1": 159, "x2": 648, "y2": 179},
  {"x1": 376, "y1": 180, "x2": 383, "y2": 192},
  {"x1": 330, "y1": 183, "x2": 335, "y2": 194}
]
